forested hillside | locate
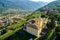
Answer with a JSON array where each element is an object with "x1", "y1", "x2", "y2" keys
[
  {"x1": 35, "y1": 0, "x2": 60, "y2": 40},
  {"x1": 37, "y1": 1, "x2": 60, "y2": 15}
]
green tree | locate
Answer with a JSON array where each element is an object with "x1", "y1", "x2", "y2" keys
[{"x1": 47, "y1": 16, "x2": 55, "y2": 29}]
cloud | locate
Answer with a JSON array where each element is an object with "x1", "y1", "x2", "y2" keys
[{"x1": 30, "y1": 0, "x2": 55, "y2": 2}]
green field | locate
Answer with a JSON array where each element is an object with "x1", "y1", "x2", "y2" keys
[
  {"x1": 0, "y1": 12, "x2": 40, "y2": 40},
  {"x1": 0, "y1": 20, "x2": 26, "y2": 40}
]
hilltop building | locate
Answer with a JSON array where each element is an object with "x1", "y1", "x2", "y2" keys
[{"x1": 23, "y1": 18, "x2": 49, "y2": 38}]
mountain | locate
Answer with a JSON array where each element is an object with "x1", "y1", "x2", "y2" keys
[
  {"x1": 36, "y1": 0, "x2": 60, "y2": 15},
  {"x1": 0, "y1": 0, "x2": 47, "y2": 13}
]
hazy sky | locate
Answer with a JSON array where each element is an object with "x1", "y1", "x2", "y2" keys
[{"x1": 30, "y1": 0, "x2": 55, "y2": 2}]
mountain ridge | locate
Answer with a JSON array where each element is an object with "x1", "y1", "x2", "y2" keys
[
  {"x1": 36, "y1": 0, "x2": 60, "y2": 15},
  {"x1": 0, "y1": 0, "x2": 47, "y2": 13}
]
